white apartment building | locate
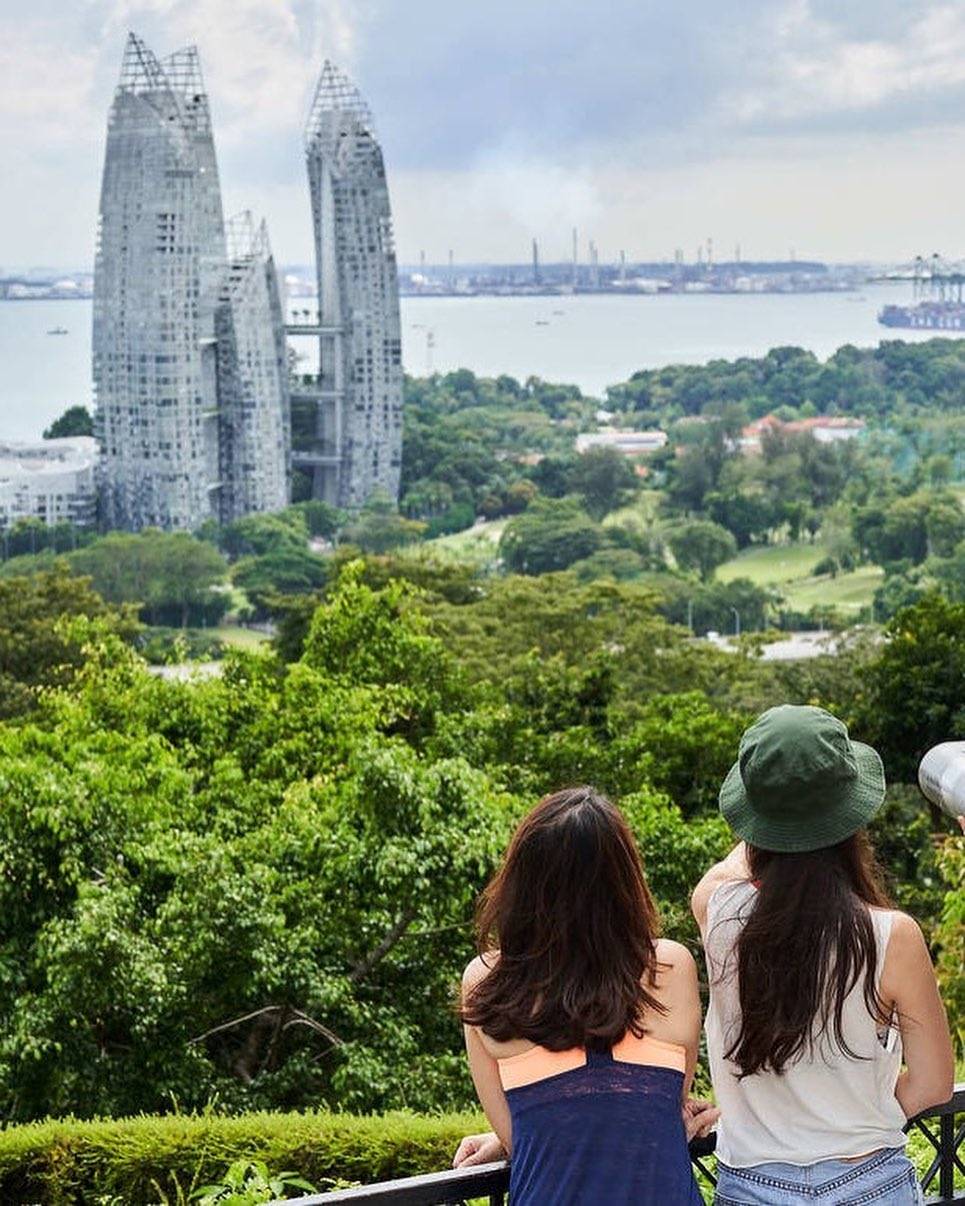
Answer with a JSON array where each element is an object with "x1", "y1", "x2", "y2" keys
[{"x1": 0, "y1": 438, "x2": 98, "y2": 529}]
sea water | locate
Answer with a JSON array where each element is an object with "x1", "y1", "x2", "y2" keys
[{"x1": 0, "y1": 281, "x2": 948, "y2": 441}]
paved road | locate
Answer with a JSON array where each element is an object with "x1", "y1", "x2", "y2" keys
[{"x1": 705, "y1": 630, "x2": 868, "y2": 661}]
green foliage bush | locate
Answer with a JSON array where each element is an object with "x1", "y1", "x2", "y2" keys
[
  {"x1": 137, "y1": 629, "x2": 226, "y2": 666},
  {"x1": 0, "y1": 573, "x2": 512, "y2": 1122},
  {"x1": 0, "y1": 568, "x2": 139, "y2": 718},
  {"x1": 0, "y1": 548, "x2": 956, "y2": 1145},
  {"x1": 666, "y1": 520, "x2": 737, "y2": 581},
  {"x1": 857, "y1": 593, "x2": 965, "y2": 780},
  {"x1": 499, "y1": 498, "x2": 603, "y2": 574},
  {"x1": 43, "y1": 405, "x2": 95, "y2": 441},
  {"x1": 69, "y1": 532, "x2": 230, "y2": 627},
  {"x1": 0, "y1": 1110, "x2": 484, "y2": 1204}
]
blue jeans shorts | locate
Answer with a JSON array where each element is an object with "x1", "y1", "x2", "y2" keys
[{"x1": 714, "y1": 1147, "x2": 922, "y2": 1205}]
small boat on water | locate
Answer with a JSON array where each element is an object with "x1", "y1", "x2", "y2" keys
[
  {"x1": 46, "y1": 326, "x2": 69, "y2": 335},
  {"x1": 535, "y1": 319, "x2": 550, "y2": 326}
]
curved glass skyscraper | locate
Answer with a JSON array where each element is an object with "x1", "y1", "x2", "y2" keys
[
  {"x1": 94, "y1": 34, "x2": 290, "y2": 530},
  {"x1": 297, "y1": 62, "x2": 403, "y2": 507},
  {"x1": 216, "y1": 213, "x2": 291, "y2": 519}
]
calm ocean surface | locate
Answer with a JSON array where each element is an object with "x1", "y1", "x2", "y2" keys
[{"x1": 0, "y1": 281, "x2": 945, "y2": 441}]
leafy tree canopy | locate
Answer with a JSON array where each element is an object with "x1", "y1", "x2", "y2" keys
[{"x1": 42, "y1": 405, "x2": 94, "y2": 440}]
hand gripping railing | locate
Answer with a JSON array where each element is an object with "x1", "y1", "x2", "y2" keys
[{"x1": 273, "y1": 1089, "x2": 965, "y2": 1206}]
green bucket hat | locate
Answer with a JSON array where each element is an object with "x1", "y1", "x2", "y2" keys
[{"x1": 718, "y1": 705, "x2": 885, "y2": 853}]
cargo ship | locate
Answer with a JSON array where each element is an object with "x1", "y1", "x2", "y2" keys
[{"x1": 878, "y1": 302, "x2": 965, "y2": 331}]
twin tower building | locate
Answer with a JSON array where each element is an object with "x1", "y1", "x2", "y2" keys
[{"x1": 93, "y1": 34, "x2": 403, "y2": 530}]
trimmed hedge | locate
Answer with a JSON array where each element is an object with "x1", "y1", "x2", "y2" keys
[
  {"x1": 3, "y1": 1110, "x2": 955, "y2": 1205},
  {"x1": 0, "y1": 1110, "x2": 486, "y2": 1205}
]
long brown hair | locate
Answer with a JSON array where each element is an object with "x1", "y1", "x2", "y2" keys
[
  {"x1": 460, "y1": 786, "x2": 664, "y2": 1051},
  {"x1": 725, "y1": 831, "x2": 892, "y2": 1078}
]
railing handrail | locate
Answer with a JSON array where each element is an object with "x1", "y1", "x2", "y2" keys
[
  {"x1": 273, "y1": 1085, "x2": 965, "y2": 1206},
  {"x1": 271, "y1": 1160, "x2": 509, "y2": 1205}
]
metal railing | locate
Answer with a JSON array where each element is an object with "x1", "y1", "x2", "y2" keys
[
  {"x1": 273, "y1": 1087, "x2": 965, "y2": 1205},
  {"x1": 909, "y1": 1084, "x2": 965, "y2": 1205}
]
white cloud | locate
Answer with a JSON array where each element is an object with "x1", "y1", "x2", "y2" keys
[
  {"x1": 727, "y1": 0, "x2": 965, "y2": 125},
  {"x1": 5, "y1": 0, "x2": 965, "y2": 266},
  {"x1": 0, "y1": 18, "x2": 100, "y2": 148}
]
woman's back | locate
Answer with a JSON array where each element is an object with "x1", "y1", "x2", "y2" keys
[
  {"x1": 498, "y1": 1031, "x2": 702, "y2": 1205},
  {"x1": 705, "y1": 878, "x2": 907, "y2": 1167},
  {"x1": 459, "y1": 789, "x2": 707, "y2": 1204}
]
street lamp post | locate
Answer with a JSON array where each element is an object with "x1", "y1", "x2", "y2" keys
[{"x1": 731, "y1": 607, "x2": 741, "y2": 638}]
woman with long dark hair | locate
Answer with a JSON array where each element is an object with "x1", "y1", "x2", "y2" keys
[
  {"x1": 456, "y1": 786, "x2": 711, "y2": 1203},
  {"x1": 693, "y1": 705, "x2": 954, "y2": 1205}
]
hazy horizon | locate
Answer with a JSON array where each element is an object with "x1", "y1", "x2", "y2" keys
[{"x1": 3, "y1": 1, "x2": 965, "y2": 271}]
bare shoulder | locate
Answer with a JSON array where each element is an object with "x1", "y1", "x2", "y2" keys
[
  {"x1": 647, "y1": 939, "x2": 701, "y2": 1047},
  {"x1": 691, "y1": 868, "x2": 731, "y2": 929},
  {"x1": 691, "y1": 843, "x2": 750, "y2": 929},
  {"x1": 654, "y1": 938, "x2": 697, "y2": 975},
  {"x1": 879, "y1": 910, "x2": 934, "y2": 1005},
  {"x1": 462, "y1": 951, "x2": 498, "y2": 993},
  {"x1": 884, "y1": 910, "x2": 930, "y2": 960},
  {"x1": 650, "y1": 939, "x2": 699, "y2": 1006}
]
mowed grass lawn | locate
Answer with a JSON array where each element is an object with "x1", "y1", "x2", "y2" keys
[
  {"x1": 210, "y1": 625, "x2": 271, "y2": 650},
  {"x1": 717, "y1": 540, "x2": 882, "y2": 616},
  {"x1": 401, "y1": 519, "x2": 506, "y2": 568},
  {"x1": 781, "y1": 566, "x2": 884, "y2": 615},
  {"x1": 716, "y1": 540, "x2": 830, "y2": 586}
]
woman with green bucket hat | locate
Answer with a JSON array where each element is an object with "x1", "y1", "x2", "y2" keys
[{"x1": 693, "y1": 705, "x2": 954, "y2": 1206}]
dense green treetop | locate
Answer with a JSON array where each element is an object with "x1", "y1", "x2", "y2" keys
[
  {"x1": 606, "y1": 339, "x2": 965, "y2": 421},
  {"x1": 0, "y1": 567, "x2": 139, "y2": 719},
  {"x1": 69, "y1": 531, "x2": 229, "y2": 627},
  {"x1": 666, "y1": 520, "x2": 738, "y2": 581},
  {"x1": 42, "y1": 405, "x2": 94, "y2": 440},
  {"x1": 0, "y1": 557, "x2": 958, "y2": 1121},
  {"x1": 499, "y1": 497, "x2": 602, "y2": 575}
]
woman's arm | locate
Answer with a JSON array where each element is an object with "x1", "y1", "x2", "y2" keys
[
  {"x1": 463, "y1": 1023, "x2": 513, "y2": 1153},
  {"x1": 650, "y1": 939, "x2": 703, "y2": 1100},
  {"x1": 691, "y1": 841, "x2": 750, "y2": 932},
  {"x1": 461, "y1": 957, "x2": 513, "y2": 1156},
  {"x1": 882, "y1": 912, "x2": 954, "y2": 1118}
]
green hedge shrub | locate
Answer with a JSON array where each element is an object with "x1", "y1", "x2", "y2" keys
[
  {"x1": 0, "y1": 1110, "x2": 485, "y2": 1205},
  {"x1": 0, "y1": 1105, "x2": 956, "y2": 1204}
]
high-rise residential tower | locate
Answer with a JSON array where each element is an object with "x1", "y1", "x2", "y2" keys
[
  {"x1": 295, "y1": 62, "x2": 403, "y2": 507},
  {"x1": 215, "y1": 213, "x2": 291, "y2": 520},
  {"x1": 94, "y1": 34, "x2": 289, "y2": 530}
]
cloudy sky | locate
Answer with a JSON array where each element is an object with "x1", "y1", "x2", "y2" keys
[{"x1": 2, "y1": 0, "x2": 965, "y2": 269}]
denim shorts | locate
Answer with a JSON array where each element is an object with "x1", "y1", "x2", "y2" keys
[{"x1": 714, "y1": 1147, "x2": 922, "y2": 1205}]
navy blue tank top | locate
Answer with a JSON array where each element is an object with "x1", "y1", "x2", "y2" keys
[{"x1": 498, "y1": 1033, "x2": 702, "y2": 1205}]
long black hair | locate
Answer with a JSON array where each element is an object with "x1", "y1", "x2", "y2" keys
[
  {"x1": 461, "y1": 787, "x2": 664, "y2": 1051},
  {"x1": 725, "y1": 831, "x2": 892, "y2": 1077}
]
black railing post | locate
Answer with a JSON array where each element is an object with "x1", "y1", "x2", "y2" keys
[
  {"x1": 906, "y1": 1084, "x2": 964, "y2": 1205},
  {"x1": 940, "y1": 1110, "x2": 954, "y2": 1202}
]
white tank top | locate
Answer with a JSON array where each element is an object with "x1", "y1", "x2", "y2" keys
[{"x1": 704, "y1": 879, "x2": 908, "y2": 1168}]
